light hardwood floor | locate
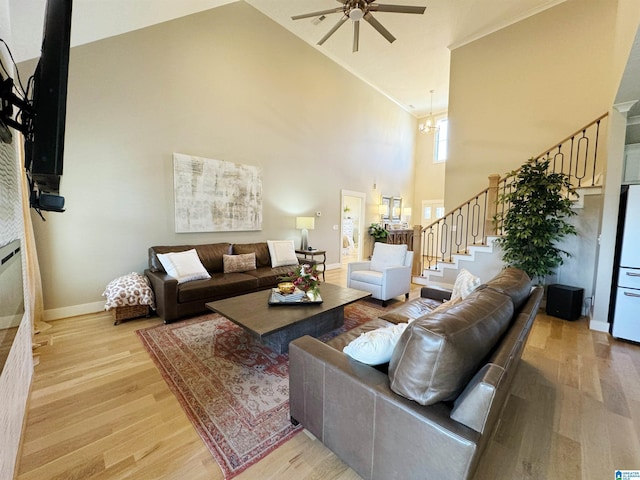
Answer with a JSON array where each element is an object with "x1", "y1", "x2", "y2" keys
[{"x1": 17, "y1": 268, "x2": 640, "y2": 480}]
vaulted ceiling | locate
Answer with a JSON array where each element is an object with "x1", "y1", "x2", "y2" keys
[{"x1": 9, "y1": 0, "x2": 567, "y2": 117}]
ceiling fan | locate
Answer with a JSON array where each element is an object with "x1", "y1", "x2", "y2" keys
[{"x1": 292, "y1": 0, "x2": 426, "y2": 52}]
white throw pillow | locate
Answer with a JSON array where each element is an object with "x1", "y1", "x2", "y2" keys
[
  {"x1": 343, "y1": 322, "x2": 409, "y2": 365},
  {"x1": 156, "y1": 249, "x2": 211, "y2": 284},
  {"x1": 370, "y1": 243, "x2": 408, "y2": 273},
  {"x1": 267, "y1": 240, "x2": 299, "y2": 268},
  {"x1": 449, "y1": 269, "x2": 481, "y2": 302}
]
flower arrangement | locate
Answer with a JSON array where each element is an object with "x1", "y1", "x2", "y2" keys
[
  {"x1": 279, "y1": 264, "x2": 320, "y2": 298},
  {"x1": 368, "y1": 223, "x2": 388, "y2": 241}
]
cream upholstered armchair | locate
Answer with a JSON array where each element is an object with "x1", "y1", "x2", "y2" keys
[{"x1": 347, "y1": 242, "x2": 414, "y2": 307}]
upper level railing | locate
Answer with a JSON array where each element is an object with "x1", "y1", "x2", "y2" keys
[{"x1": 414, "y1": 113, "x2": 608, "y2": 275}]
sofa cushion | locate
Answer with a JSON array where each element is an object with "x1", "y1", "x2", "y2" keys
[
  {"x1": 388, "y1": 287, "x2": 514, "y2": 405},
  {"x1": 244, "y1": 265, "x2": 293, "y2": 288},
  {"x1": 485, "y1": 267, "x2": 532, "y2": 310},
  {"x1": 177, "y1": 272, "x2": 258, "y2": 303},
  {"x1": 156, "y1": 249, "x2": 211, "y2": 284},
  {"x1": 267, "y1": 240, "x2": 299, "y2": 268},
  {"x1": 379, "y1": 296, "x2": 449, "y2": 324},
  {"x1": 350, "y1": 269, "x2": 383, "y2": 286},
  {"x1": 370, "y1": 243, "x2": 408, "y2": 273},
  {"x1": 233, "y1": 242, "x2": 272, "y2": 268},
  {"x1": 343, "y1": 322, "x2": 410, "y2": 365},
  {"x1": 194, "y1": 243, "x2": 233, "y2": 273},
  {"x1": 148, "y1": 243, "x2": 232, "y2": 273},
  {"x1": 223, "y1": 253, "x2": 256, "y2": 273}
]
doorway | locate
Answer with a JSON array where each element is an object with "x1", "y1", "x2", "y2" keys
[
  {"x1": 421, "y1": 199, "x2": 445, "y2": 225},
  {"x1": 340, "y1": 190, "x2": 366, "y2": 265}
]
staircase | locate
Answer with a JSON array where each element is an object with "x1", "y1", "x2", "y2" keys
[{"x1": 413, "y1": 113, "x2": 608, "y2": 287}]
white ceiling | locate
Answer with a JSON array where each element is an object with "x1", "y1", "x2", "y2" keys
[{"x1": 8, "y1": 0, "x2": 566, "y2": 117}]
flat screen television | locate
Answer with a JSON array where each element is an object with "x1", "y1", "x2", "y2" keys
[{"x1": 24, "y1": 0, "x2": 73, "y2": 206}]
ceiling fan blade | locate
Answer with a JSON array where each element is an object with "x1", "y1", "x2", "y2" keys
[
  {"x1": 318, "y1": 16, "x2": 348, "y2": 45},
  {"x1": 353, "y1": 20, "x2": 360, "y2": 52},
  {"x1": 363, "y1": 12, "x2": 396, "y2": 43},
  {"x1": 292, "y1": 8, "x2": 343, "y2": 20},
  {"x1": 370, "y1": 4, "x2": 426, "y2": 14}
]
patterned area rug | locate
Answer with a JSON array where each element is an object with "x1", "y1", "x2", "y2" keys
[{"x1": 136, "y1": 300, "x2": 386, "y2": 479}]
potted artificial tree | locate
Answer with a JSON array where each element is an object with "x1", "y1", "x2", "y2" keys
[{"x1": 494, "y1": 157, "x2": 578, "y2": 285}]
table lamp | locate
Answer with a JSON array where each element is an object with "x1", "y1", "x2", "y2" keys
[
  {"x1": 296, "y1": 216, "x2": 315, "y2": 250},
  {"x1": 378, "y1": 204, "x2": 389, "y2": 223},
  {"x1": 403, "y1": 207, "x2": 412, "y2": 223}
]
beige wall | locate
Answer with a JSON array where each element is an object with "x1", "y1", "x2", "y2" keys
[
  {"x1": 412, "y1": 115, "x2": 446, "y2": 225},
  {"x1": 0, "y1": 0, "x2": 33, "y2": 476},
  {"x1": 21, "y1": 2, "x2": 417, "y2": 314},
  {"x1": 447, "y1": 0, "x2": 640, "y2": 329},
  {"x1": 446, "y1": 0, "x2": 618, "y2": 211}
]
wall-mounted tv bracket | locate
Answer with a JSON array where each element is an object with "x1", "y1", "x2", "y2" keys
[{"x1": 0, "y1": 75, "x2": 33, "y2": 144}]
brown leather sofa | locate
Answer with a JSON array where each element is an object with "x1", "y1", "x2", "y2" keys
[
  {"x1": 289, "y1": 268, "x2": 543, "y2": 480},
  {"x1": 145, "y1": 242, "x2": 295, "y2": 323}
]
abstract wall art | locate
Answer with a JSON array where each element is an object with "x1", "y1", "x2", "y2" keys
[{"x1": 173, "y1": 153, "x2": 262, "y2": 232}]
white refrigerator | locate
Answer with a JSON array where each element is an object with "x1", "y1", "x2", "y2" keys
[{"x1": 612, "y1": 184, "x2": 640, "y2": 342}]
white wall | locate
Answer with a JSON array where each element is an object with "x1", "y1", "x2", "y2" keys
[
  {"x1": 8, "y1": 0, "x2": 235, "y2": 62},
  {"x1": 20, "y1": 2, "x2": 417, "y2": 315}
]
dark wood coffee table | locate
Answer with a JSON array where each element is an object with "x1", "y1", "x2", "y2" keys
[{"x1": 205, "y1": 283, "x2": 371, "y2": 353}]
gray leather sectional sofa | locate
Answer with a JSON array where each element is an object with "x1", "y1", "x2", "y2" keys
[{"x1": 289, "y1": 268, "x2": 542, "y2": 480}]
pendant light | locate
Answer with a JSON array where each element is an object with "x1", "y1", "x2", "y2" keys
[{"x1": 419, "y1": 90, "x2": 439, "y2": 134}]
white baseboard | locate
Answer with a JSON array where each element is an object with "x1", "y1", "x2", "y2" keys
[
  {"x1": 589, "y1": 319, "x2": 610, "y2": 333},
  {"x1": 325, "y1": 263, "x2": 342, "y2": 271},
  {"x1": 43, "y1": 301, "x2": 105, "y2": 321}
]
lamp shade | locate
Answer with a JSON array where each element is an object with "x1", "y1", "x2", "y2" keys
[
  {"x1": 378, "y1": 204, "x2": 389, "y2": 216},
  {"x1": 295, "y1": 216, "x2": 315, "y2": 230},
  {"x1": 403, "y1": 207, "x2": 412, "y2": 217}
]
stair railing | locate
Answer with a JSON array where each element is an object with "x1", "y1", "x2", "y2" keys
[{"x1": 414, "y1": 113, "x2": 608, "y2": 276}]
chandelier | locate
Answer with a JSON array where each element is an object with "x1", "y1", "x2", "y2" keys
[{"x1": 419, "y1": 90, "x2": 439, "y2": 134}]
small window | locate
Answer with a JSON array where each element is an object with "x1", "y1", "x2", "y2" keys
[
  {"x1": 435, "y1": 207, "x2": 445, "y2": 218},
  {"x1": 434, "y1": 118, "x2": 448, "y2": 163}
]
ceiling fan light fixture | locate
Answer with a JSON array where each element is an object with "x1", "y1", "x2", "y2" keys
[
  {"x1": 349, "y1": 8, "x2": 364, "y2": 21},
  {"x1": 292, "y1": 1, "x2": 426, "y2": 51}
]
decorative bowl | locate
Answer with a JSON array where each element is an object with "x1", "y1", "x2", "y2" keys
[{"x1": 277, "y1": 282, "x2": 296, "y2": 294}]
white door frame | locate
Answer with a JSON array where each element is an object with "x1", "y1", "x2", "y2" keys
[{"x1": 341, "y1": 190, "x2": 366, "y2": 263}]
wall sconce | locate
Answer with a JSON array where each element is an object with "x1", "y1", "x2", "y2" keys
[{"x1": 296, "y1": 216, "x2": 315, "y2": 250}]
